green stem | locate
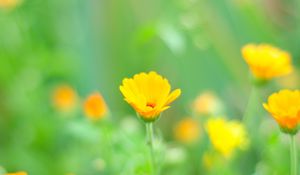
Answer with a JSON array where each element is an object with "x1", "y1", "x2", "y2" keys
[
  {"x1": 242, "y1": 87, "x2": 257, "y2": 126},
  {"x1": 290, "y1": 135, "x2": 297, "y2": 175},
  {"x1": 146, "y1": 122, "x2": 156, "y2": 175}
]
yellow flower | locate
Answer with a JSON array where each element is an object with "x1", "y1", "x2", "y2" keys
[
  {"x1": 84, "y1": 92, "x2": 108, "y2": 120},
  {"x1": 206, "y1": 118, "x2": 249, "y2": 158},
  {"x1": 119, "y1": 71, "x2": 181, "y2": 122},
  {"x1": 6, "y1": 172, "x2": 27, "y2": 175},
  {"x1": 174, "y1": 118, "x2": 200, "y2": 143},
  {"x1": 242, "y1": 44, "x2": 293, "y2": 80},
  {"x1": 192, "y1": 91, "x2": 223, "y2": 115},
  {"x1": 0, "y1": 0, "x2": 20, "y2": 9},
  {"x1": 52, "y1": 85, "x2": 77, "y2": 112},
  {"x1": 263, "y1": 89, "x2": 300, "y2": 134}
]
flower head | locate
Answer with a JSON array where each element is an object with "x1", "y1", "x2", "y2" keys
[
  {"x1": 192, "y1": 91, "x2": 223, "y2": 115},
  {"x1": 242, "y1": 44, "x2": 293, "y2": 80},
  {"x1": 84, "y1": 92, "x2": 108, "y2": 120},
  {"x1": 119, "y1": 71, "x2": 181, "y2": 122},
  {"x1": 205, "y1": 118, "x2": 249, "y2": 158},
  {"x1": 174, "y1": 118, "x2": 200, "y2": 143},
  {"x1": 52, "y1": 85, "x2": 77, "y2": 112},
  {"x1": 6, "y1": 172, "x2": 27, "y2": 175},
  {"x1": 263, "y1": 89, "x2": 300, "y2": 134}
]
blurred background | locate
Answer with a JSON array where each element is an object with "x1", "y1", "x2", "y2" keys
[{"x1": 1, "y1": 0, "x2": 300, "y2": 174}]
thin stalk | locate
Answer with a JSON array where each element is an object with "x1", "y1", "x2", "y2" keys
[
  {"x1": 146, "y1": 122, "x2": 156, "y2": 175},
  {"x1": 290, "y1": 135, "x2": 297, "y2": 175},
  {"x1": 243, "y1": 85, "x2": 263, "y2": 130},
  {"x1": 242, "y1": 87, "x2": 258, "y2": 127}
]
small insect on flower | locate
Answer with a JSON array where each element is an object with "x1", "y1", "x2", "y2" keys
[
  {"x1": 242, "y1": 44, "x2": 293, "y2": 80},
  {"x1": 52, "y1": 85, "x2": 78, "y2": 112},
  {"x1": 119, "y1": 71, "x2": 181, "y2": 122},
  {"x1": 206, "y1": 118, "x2": 249, "y2": 158},
  {"x1": 5, "y1": 171, "x2": 27, "y2": 175},
  {"x1": 174, "y1": 118, "x2": 200, "y2": 144},
  {"x1": 263, "y1": 89, "x2": 300, "y2": 134},
  {"x1": 84, "y1": 92, "x2": 108, "y2": 120}
]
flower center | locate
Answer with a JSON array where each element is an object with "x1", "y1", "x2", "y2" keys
[{"x1": 146, "y1": 102, "x2": 156, "y2": 108}]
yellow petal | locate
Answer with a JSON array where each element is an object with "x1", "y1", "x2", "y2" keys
[{"x1": 166, "y1": 89, "x2": 181, "y2": 105}]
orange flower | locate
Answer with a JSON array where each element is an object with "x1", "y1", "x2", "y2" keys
[
  {"x1": 119, "y1": 71, "x2": 181, "y2": 122},
  {"x1": 0, "y1": 0, "x2": 20, "y2": 9},
  {"x1": 52, "y1": 85, "x2": 77, "y2": 112},
  {"x1": 242, "y1": 44, "x2": 293, "y2": 80},
  {"x1": 84, "y1": 92, "x2": 107, "y2": 120},
  {"x1": 263, "y1": 89, "x2": 300, "y2": 134},
  {"x1": 6, "y1": 172, "x2": 27, "y2": 175},
  {"x1": 193, "y1": 91, "x2": 223, "y2": 115},
  {"x1": 174, "y1": 118, "x2": 200, "y2": 143}
]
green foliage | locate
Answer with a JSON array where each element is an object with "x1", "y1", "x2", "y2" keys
[{"x1": 0, "y1": 0, "x2": 300, "y2": 174}]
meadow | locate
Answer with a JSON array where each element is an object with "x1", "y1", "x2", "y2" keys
[{"x1": 1, "y1": 0, "x2": 300, "y2": 175}]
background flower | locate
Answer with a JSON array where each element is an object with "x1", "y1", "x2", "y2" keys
[
  {"x1": 52, "y1": 85, "x2": 78, "y2": 112},
  {"x1": 192, "y1": 91, "x2": 223, "y2": 116},
  {"x1": 5, "y1": 172, "x2": 27, "y2": 175},
  {"x1": 84, "y1": 92, "x2": 108, "y2": 120},
  {"x1": 205, "y1": 117, "x2": 249, "y2": 158},
  {"x1": 242, "y1": 44, "x2": 293, "y2": 80},
  {"x1": 0, "y1": 0, "x2": 20, "y2": 9},
  {"x1": 174, "y1": 117, "x2": 200, "y2": 143}
]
